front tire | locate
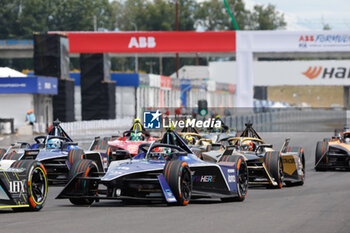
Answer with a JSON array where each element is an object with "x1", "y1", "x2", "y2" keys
[
  {"x1": 315, "y1": 141, "x2": 328, "y2": 171},
  {"x1": 264, "y1": 151, "x2": 284, "y2": 189},
  {"x1": 219, "y1": 155, "x2": 248, "y2": 202},
  {"x1": 11, "y1": 160, "x2": 48, "y2": 211},
  {"x1": 163, "y1": 160, "x2": 192, "y2": 206}
]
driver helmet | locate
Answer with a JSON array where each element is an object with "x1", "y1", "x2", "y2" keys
[
  {"x1": 343, "y1": 132, "x2": 350, "y2": 141},
  {"x1": 134, "y1": 118, "x2": 141, "y2": 123},
  {"x1": 185, "y1": 135, "x2": 194, "y2": 144},
  {"x1": 130, "y1": 132, "x2": 142, "y2": 141},
  {"x1": 47, "y1": 138, "x2": 62, "y2": 150},
  {"x1": 242, "y1": 140, "x2": 254, "y2": 151},
  {"x1": 215, "y1": 115, "x2": 221, "y2": 119}
]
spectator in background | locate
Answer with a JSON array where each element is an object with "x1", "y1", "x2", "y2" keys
[
  {"x1": 25, "y1": 110, "x2": 35, "y2": 126},
  {"x1": 224, "y1": 108, "x2": 232, "y2": 116}
]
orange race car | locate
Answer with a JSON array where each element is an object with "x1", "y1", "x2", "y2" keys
[{"x1": 315, "y1": 128, "x2": 350, "y2": 171}]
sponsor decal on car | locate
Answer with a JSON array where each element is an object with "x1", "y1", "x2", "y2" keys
[
  {"x1": 9, "y1": 180, "x2": 25, "y2": 193},
  {"x1": 193, "y1": 175, "x2": 216, "y2": 183},
  {"x1": 228, "y1": 175, "x2": 235, "y2": 183}
]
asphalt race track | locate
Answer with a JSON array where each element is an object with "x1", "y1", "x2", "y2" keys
[{"x1": 1, "y1": 132, "x2": 350, "y2": 233}]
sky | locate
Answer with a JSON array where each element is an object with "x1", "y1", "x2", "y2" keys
[{"x1": 197, "y1": 0, "x2": 350, "y2": 30}]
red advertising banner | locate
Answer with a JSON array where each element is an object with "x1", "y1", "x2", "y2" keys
[
  {"x1": 160, "y1": 76, "x2": 172, "y2": 89},
  {"x1": 63, "y1": 31, "x2": 236, "y2": 53}
]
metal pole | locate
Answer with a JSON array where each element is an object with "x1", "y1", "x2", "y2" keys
[
  {"x1": 131, "y1": 23, "x2": 138, "y2": 73},
  {"x1": 159, "y1": 56, "x2": 163, "y2": 75},
  {"x1": 175, "y1": 0, "x2": 180, "y2": 78},
  {"x1": 93, "y1": 16, "x2": 97, "y2": 31},
  {"x1": 223, "y1": 0, "x2": 239, "y2": 30}
]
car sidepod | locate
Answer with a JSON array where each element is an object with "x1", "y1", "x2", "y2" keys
[{"x1": 281, "y1": 152, "x2": 304, "y2": 184}]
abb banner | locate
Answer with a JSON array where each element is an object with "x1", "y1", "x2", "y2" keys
[{"x1": 66, "y1": 31, "x2": 236, "y2": 53}]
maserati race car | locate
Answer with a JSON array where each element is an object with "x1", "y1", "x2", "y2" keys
[
  {"x1": 89, "y1": 118, "x2": 157, "y2": 162},
  {"x1": 0, "y1": 159, "x2": 48, "y2": 211},
  {"x1": 202, "y1": 123, "x2": 305, "y2": 188},
  {"x1": 56, "y1": 129, "x2": 249, "y2": 206},
  {"x1": 0, "y1": 120, "x2": 82, "y2": 184},
  {"x1": 315, "y1": 128, "x2": 350, "y2": 170}
]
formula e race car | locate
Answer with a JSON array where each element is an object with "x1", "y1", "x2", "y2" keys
[
  {"x1": 315, "y1": 128, "x2": 350, "y2": 171},
  {"x1": 107, "y1": 129, "x2": 157, "y2": 159},
  {"x1": 0, "y1": 120, "x2": 82, "y2": 184},
  {"x1": 56, "y1": 129, "x2": 248, "y2": 206},
  {"x1": 89, "y1": 119, "x2": 157, "y2": 161},
  {"x1": 201, "y1": 123, "x2": 305, "y2": 188},
  {"x1": 179, "y1": 132, "x2": 213, "y2": 155},
  {"x1": 0, "y1": 159, "x2": 48, "y2": 211}
]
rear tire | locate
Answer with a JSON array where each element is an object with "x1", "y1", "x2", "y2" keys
[
  {"x1": 220, "y1": 155, "x2": 248, "y2": 202},
  {"x1": 68, "y1": 159, "x2": 98, "y2": 206},
  {"x1": 315, "y1": 141, "x2": 328, "y2": 171},
  {"x1": 163, "y1": 160, "x2": 192, "y2": 206},
  {"x1": 264, "y1": 151, "x2": 283, "y2": 189},
  {"x1": 68, "y1": 149, "x2": 85, "y2": 167}
]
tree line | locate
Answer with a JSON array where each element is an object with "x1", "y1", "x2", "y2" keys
[{"x1": 0, "y1": 0, "x2": 286, "y2": 74}]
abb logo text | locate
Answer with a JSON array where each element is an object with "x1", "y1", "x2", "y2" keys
[
  {"x1": 299, "y1": 35, "x2": 314, "y2": 42},
  {"x1": 128, "y1": 37, "x2": 156, "y2": 49},
  {"x1": 302, "y1": 66, "x2": 350, "y2": 79}
]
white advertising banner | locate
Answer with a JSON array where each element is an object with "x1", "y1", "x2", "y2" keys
[
  {"x1": 235, "y1": 30, "x2": 350, "y2": 107},
  {"x1": 255, "y1": 60, "x2": 350, "y2": 86},
  {"x1": 210, "y1": 60, "x2": 350, "y2": 86},
  {"x1": 238, "y1": 31, "x2": 350, "y2": 52}
]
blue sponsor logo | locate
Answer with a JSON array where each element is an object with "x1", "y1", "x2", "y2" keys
[{"x1": 143, "y1": 110, "x2": 161, "y2": 129}]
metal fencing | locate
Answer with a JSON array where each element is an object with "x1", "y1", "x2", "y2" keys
[{"x1": 222, "y1": 108, "x2": 347, "y2": 132}]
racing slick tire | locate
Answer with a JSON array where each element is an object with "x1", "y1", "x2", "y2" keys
[
  {"x1": 163, "y1": 160, "x2": 192, "y2": 206},
  {"x1": 10, "y1": 160, "x2": 48, "y2": 211},
  {"x1": 0, "y1": 148, "x2": 6, "y2": 159},
  {"x1": 323, "y1": 138, "x2": 330, "y2": 143},
  {"x1": 315, "y1": 141, "x2": 328, "y2": 171},
  {"x1": 68, "y1": 159, "x2": 98, "y2": 205},
  {"x1": 284, "y1": 146, "x2": 305, "y2": 186},
  {"x1": 264, "y1": 151, "x2": 284, "y2": 189},
  {"x1": 219, "y1": 155, "x2": 248, "y2": 202},
  {"x1": 68, "y1": 149, "x2": 85, "y2": 166}
]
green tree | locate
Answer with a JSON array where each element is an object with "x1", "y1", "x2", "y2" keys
[
  {"x1": 249, "y1": 4, "x2": 286, "y2": 30},
  {"x1": 195, "y1": 0, "x2": 286, "y2": 31},
  {"x1": 195, "y1": 0, "x2": 248, "y2": 30}
]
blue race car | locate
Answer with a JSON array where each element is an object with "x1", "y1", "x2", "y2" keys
[
  {"x1": 1, "y1": 121, "x2": 84, "y2": 184},
  {"x1": 56, "y1": 129, "x2": 248, "y2": 206}
]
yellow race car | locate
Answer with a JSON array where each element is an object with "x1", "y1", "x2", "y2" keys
[{"x1": 202, "y1": 123, "x2": 305, "y2": 188}]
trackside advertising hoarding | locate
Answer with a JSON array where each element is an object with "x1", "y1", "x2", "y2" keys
[
  {"x1": 236, "y1": 30, "x2": 350, "y2": 107},
  {"x1": 64, "y1": 31, "x2": 236, "y2": 53},
  {"x1": 237, "y1": 31, "x2": 350, "y2": 52},
  {"x1": 0, "y1": 76, "x2": 58, "y2": 94},
  {"x1": 210, "y1": 60, "x2": 350, "y2": 86}
]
